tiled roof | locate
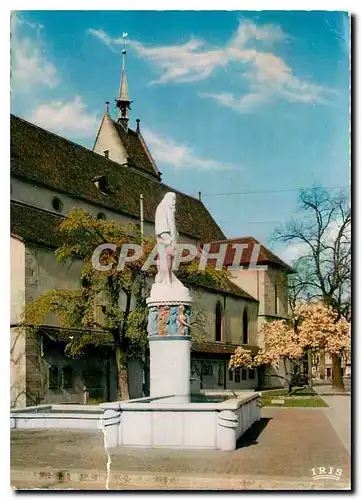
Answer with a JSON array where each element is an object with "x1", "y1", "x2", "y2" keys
[
  {"x1": 11, "y1": 202, "x2": 64, "y2": 248},
  {"x1": 10, "y1": 114, "x2": 225, "y2": 243},
  {"x1": 204, "y1": 237, "x2": 295, "y2": 273},
  {"x1": 112, "y1": 120, "x2": 160, "y2": 179},
  {"x1": 182, "y1": 272, "x2": 257, "y2": 301}
]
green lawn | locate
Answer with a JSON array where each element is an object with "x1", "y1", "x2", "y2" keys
[
  {"x1": 260, "y1": 387, "x2": 328, "y2": 407},
  {"x1": 261, "y1": 387, "x2": 316, "y2": 397}
]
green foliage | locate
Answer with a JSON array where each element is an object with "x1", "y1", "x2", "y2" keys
[{"x1": 22, "y1": 209, "x2": 155, "y2": 363}]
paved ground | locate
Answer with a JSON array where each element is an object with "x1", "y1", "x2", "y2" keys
[
  {"x1": 322, "y1": 396, "x2": 351, "y2": 454},
  {"x1": 11, "y1": 406, "x2": 351, "y2": 491},
  {"x1": 312, "y1": 383, "x2": 351, "y2": 453},
  {"x1": 313, "y1": 379, "x2": 351, "y2": 395}
]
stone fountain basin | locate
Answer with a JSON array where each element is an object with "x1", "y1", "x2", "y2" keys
[
  {"x1": 101, "y1": 392, "x2": 261, "y2": 451},
  {"x1": 10, "y1": 405, "x2": 103, "y2": 430},
  {"x1": 10, "y1": 392, "x2": 261, "y2": 451}
]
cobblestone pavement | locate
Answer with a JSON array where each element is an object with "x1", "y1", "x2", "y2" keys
[{"x1": 11, "y1": 407, "x2": 351, "y2": 490}]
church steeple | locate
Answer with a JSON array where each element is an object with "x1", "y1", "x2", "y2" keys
[{"x1": 116, "y1": 33, "x2": 132, "y2": 131}]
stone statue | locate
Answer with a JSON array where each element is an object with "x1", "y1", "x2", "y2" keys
[
  {"x1": 147, "y1": 191, "x2": 192, "y2": 305},
  {"x1": 155, "y1": 192, "x2": 182, "y2": 287}
]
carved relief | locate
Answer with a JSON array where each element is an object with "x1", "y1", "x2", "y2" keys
[
  {"x1": 158, "y1": 306, "x2": 170, "y2": 336},
  {"x1": 177, "y1": 305, "x2": 190, "y2": 336}
]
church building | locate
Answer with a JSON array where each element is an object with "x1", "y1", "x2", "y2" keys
[{"x1": 10, "y1": 47, "x2": 294, "y2": 407}]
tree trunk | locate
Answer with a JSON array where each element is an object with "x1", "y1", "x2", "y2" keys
[
  {"x1": 332, "y1": 354, "x2": 344, "y2": 390},
  {"x1": 319, "y1": 349, "x2": 325, "y2": 379},
  {"x1": 115, "y1": 345, "x2": 129, "y2": 400},
  {"x1": 307, "y1": 351, "x2": 313, "y2": 388}
]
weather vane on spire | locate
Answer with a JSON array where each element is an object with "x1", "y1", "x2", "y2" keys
[
  {"x1": 122, "y1": 32, "x2": 128, "y2": 54},
  {"x1": 116, "y1": 31, "x2": 131, "y2": 129}
]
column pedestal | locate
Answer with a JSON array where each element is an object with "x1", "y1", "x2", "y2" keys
[
  {"x1": 147, "y1": 292, "x2": 192, "y2": 403},
  {"x1": 149, "y1": 335, "x2": 191, "y2": 403}
]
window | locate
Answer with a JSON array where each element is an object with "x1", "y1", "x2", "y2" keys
[
  {"x1": 201, "y1": 361, "x2": 213, "y2": 376},
  {"x1": 92, "y1": 175, "x2": 108, "y2": 194},
  {"x1": 326, "y1": 368, "x2": 332, "y2": 378},
  {"x1": 274, "y1": 284, "x2": 278, "y2": 315},
  {"x1": 242, "y1": 369, "x2": 247, "y2": 381},
  {"x1": 51, "y1": 196, "x2": 63, "y2": 213},
  {"x1": 215, "y1": 302, "x2": 223, "y2": 342},
  {"x1": 97, "y1": 212, "x2": 106, "y2": 220},
  {"x1": 103, "y1": 150, "x2": 109, "y2": 158},
  {"x1": 248, "y1": 369, "x2": 255, "y2": 380},
  {"x1": 235, "y1": 367, "x2": 240, "y2": 383},
  {"x1": 62, "y1": 366, "x2": 73, "y2": 389},
  {"x1": 49, "y1": 365, "x2": 59, "y2": 389},
  {"x1": 229, "y1": 369, "x2": 233, "y2": 381},
  {"x1": 218, "y1": 364, "x2": 223, "y2": 387},
  {"x1": 242, "y1": 309, "x2": 248, "y2": 344}
]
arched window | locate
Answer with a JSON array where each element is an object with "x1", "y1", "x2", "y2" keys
[
  {"x1": 215, "y1": 301, "x2": 223, "y2": 342},
  {"x1": 242, "y1": 308, "x2": 249, "y2": 344},
  {"x1": 62, "y1": 366, "x2": 73, "y2": 389},
  {"x1": 51, "y1": 196, "x2": 63, "y2": 213},
  {"x1": 49, "y1": 365, "x2": 59, "y2": 389}
]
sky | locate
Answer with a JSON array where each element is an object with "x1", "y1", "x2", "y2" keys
[{"x1": 10, "y1": 10, "x2": 350, "y2": 262}]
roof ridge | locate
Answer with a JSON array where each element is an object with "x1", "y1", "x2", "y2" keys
[
  {"x1": 137, "y1": 128, "x2": 161, "y2": 177},
  {"x1": 11, "y1": 199, "x2": 65, "y2": 220},
  {"x1": 112, "y1": 119, "x2": 160, "y2": 178},
  {"x1": 208, "y1": 236, "x2": 260, "y2": 244}
]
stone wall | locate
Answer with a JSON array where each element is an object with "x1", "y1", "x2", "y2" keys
[
  {"x1": 93, "y1": 114, "x2": 128, "y2": 166},
  {"x1": 229, "y1": 267, "x2": 289, "y2": 321},
  {"x1": 189, "y1": 288, "x2": 258, "y2": 346},
  {"x1": 263, "y1": 268, "x2": 288, "y2": 318},
  {"x1": 11, "y1": 237, "x2": 26, "y2": 407},
  {"x1": 11, "y1": 177, "x2": 196, "y2": 244}
]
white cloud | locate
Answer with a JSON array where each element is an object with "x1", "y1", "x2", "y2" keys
[
  {"x1": 141, "y1": 128, "x2": 233, "y2": 171},
  {"x1": 278, "y1": 217, "x2": 350, "y2": 266},
  {"x1": 88, "y1": 19, "x2": 334, "y2": 111},
  {"x1": 87, "y1": 28, "x2": 117, "y2": 52},
  {"x1": 278, "y1": 242, "x2": 309, "y2": 265},
  {"x1": 11, "y1": 14, "x2": 97, "y2": 142},
  {"x1": 11, "y1": 12, "x2": 59, "y2": 91},
  {"x1": 28, "y1": 97, "x2": 98, "y2": 138}
]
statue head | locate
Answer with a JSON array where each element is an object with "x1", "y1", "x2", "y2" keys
[{"x1": 162, "y1": 192, "x2": 176, "y2": 212}]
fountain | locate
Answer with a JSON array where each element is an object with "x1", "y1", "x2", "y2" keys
[
  {"x1": 10, "y1": 193, "x2": 261, "y2": 451},
  {"x1": 100, "y1": 192, "x2": 261, "y2": 451}
]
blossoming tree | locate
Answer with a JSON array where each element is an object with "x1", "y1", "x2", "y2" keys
[{"x1": 229, "y1": 302, "x2": 350, "y2": 391}]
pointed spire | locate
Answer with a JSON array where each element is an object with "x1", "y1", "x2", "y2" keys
[
  {"x1": 116, "y1": 33, "x2": 132, "y2": 131},
  {"x1": 118, "y1": 51, "x2": 129, "y2": 102}
]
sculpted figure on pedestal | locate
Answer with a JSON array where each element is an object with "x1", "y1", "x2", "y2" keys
[{"x1": 154, "y1": 192, "x2": 183, "y2": 288}]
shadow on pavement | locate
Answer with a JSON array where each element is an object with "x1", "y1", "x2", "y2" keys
[{"x1": 236, "y1": 418, "x2": 272, "y2": 449}]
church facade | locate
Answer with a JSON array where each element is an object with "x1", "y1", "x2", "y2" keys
[{"x1": 10, "y1": 51, "x2": 294, "y2": 407}]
